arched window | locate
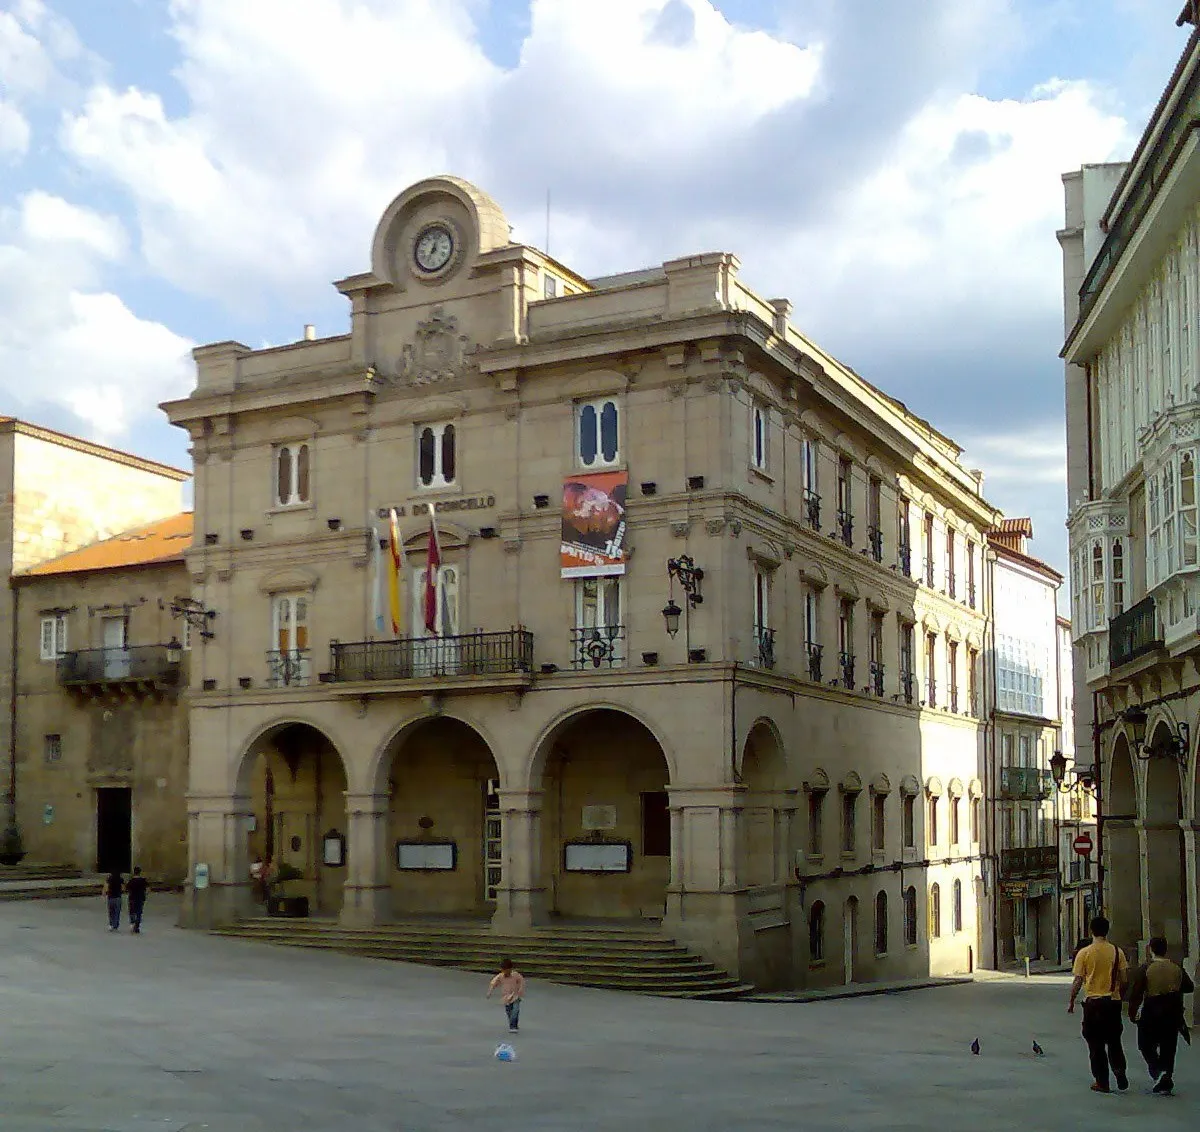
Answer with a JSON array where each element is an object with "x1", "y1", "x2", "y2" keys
[
  {"x1": 929, "y1": 883, "x2": 942, "y2": 939},
  {"x1": 903, "y1": 886, "x2": 918, "y2": 946},
  {"x1": 953, "y1": 879, "x2": 963, "y2": 933},
  {"x1": 809, "y1": 901, "x2": 826, "y2": 961},
  {"x1": 874, "y1": 891, "x2": 888, "y2": 955}
]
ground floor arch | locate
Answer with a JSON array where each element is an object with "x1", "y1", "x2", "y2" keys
[
  {"x1": 1105, "y1": 735, "x2": 1142, "y2": 948},
  {"x1": 536, "y1": 708, "x2": 671, "y2": 920},
  {"x1": 243, "y1": 721, "x2": 349, "y2": 918},
  {"x1": 1144, "y1": 745, "x2": 1187, "y2": 950}
]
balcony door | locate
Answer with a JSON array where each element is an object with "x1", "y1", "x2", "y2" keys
[
  {"x1": 271, "y1": 595, "x2": 311, "y2": 686},
  {"x1": 101, "y1": 616, "x2": 130, "y2": 680},
  {"x1": 411, "y1": 565, "x2": 460, "y2": 675}
]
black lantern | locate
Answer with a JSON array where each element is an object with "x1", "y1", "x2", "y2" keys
[
  {"x1": 662, "y1": 599, "x2": 683, "y2": 638},
  {"x1": 165, "y1": 637, "x2": 184, "y2": 665},
  {"x1": 1122, "y1": 704, "x2": 1149, "y2": 749},
  {"x1": 1049, "y1": 749, "x2": 1067, "y2": 787}
]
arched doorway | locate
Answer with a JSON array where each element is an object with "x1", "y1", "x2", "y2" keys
[
  {"x1": 740, "y1": 720, "x2": 788, "y2": 888},
  {"x1": 1144, "y1": 727, "x2": 1186, "y2": 952},
  {"x1": 380, "y1": 717, "x2": 501, "y2": 918},
  {"x1": 1106, "y1": 734, "x2": 1141, "y2": 947},
  {"x1": 242, "y1": 722, "x2": 349, "y2": 918},
  {"x1": 537, "y1": 708, "x2": 671, "y2": 921}
]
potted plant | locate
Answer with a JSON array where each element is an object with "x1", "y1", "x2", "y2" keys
[
  {"x1": 265, "y1": 862, "x2": 308, "y2": 917},
  {"x1": 0, "y1": 820, "x2": 26, "y2": 866}
]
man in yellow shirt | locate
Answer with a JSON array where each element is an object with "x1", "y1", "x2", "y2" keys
[{"x1": 1068, "y1": 915, "x2": 1130, "y2": 1093}]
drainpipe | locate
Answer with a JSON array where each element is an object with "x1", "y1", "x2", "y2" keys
[
  {"x1": 8, "y1": 582, "x2": 19, "y2": 819},
  {"x1": 986, "y1": 549, "x2": 999, "y2": 969}
]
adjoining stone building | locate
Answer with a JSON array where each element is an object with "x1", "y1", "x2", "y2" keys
[
  {"x1": 1061, "y1": 6, "x2": 1200, "y2": 980},
  {"x1": 0, "y1": 419, "x2": 190, "y2": 830},
  {"x1": 164, "y1": 174, "x2": 1001, "y2": 988},
  {"x1": 12, "y1": 514, "x2": 193, "y2": 882}
]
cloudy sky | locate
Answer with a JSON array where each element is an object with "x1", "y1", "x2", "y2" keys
[{"x1": 0, "y1": 1, "x2": 1190, "y2": 578}]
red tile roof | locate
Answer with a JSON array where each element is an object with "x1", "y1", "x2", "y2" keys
[{"x1": 19, "y1": 513, "x2": 193, "y2": 578}]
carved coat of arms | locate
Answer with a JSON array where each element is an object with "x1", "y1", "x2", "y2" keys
[{"x1": 399, "y1": 307, "x2": 473, "y2": 385}]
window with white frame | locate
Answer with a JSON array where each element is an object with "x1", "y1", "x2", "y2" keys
[
  {"x1": 543, "y1": 273, "x2": 558, "y2": 299},
  {"x1": 413, "y1": 565, "x2": 460, "y2": 638},
  {"x1": 39, "y1": 613, "x2": 68, "y2": 660},
  {"x1": 1090, "y1": 542, "x2": 1105, "y2": 630},
  {"x1": 576, "y1": 398, "x2": 620, "y2": 468},
  {"x1": 417, "y1": 421, "x2": 457, "y2": 489},
  {"x1": 574, "y1": 577, "x2": 622, "y2": 667},
  {"x1": 801, "y1": 437, "x2": 819, "y2": 494},
  {"x1": 751, "y1": 403, "x2": 768, "y2": 471},
  {"x1": 274, "y1": 443, "x2": 311, "y2": 507},
  {"x1": 804, "y1": 587, "x2": 820, "y2": 648},
  {"x1": 44, "y1": 733, "x2": 62, "y2": 764},
  {"x1": 270, "y1": 593, "x2": 311, "y2": 685},
  {"x1": 1111, "y1": 539, "x2": 1125, "y2": 616}
]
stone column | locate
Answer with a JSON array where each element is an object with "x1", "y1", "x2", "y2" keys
[
  {"x1": 1104, "y1": 820, "x2": 1142, "y2": 952},
  {"x1": 340, "y1": 792, "x2": 391, "y2": 928},
  {"x1": 1182, "y1": 823, "x2": 1198, "y2": 1024},
  {"x1": 491, "y1": 789, "x2": 546, "y2": 932},
  {"x1": 178, "y1": 792, "x2": 253, "y2": 928},
  {"x1": 668, "y1": 803, "x2": 685, "y2": 891}
]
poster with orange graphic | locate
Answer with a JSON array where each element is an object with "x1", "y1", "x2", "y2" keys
[{"x1": 560, "y1": 470, "x2": 628, "y2": 578}]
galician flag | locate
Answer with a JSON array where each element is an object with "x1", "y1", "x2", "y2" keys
[
  {"x1": 423, "y1": 503, "x2": 442, "y2": 636},
  {"x1": 387, "y1": 508, "x2": 406, "y2": 637}
]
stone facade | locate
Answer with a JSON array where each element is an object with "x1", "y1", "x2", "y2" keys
[
  {"x1": 11, "y1": 521, "x2": 191, "y2": 882},
  {"x1": 0, "y1": 420, "x2": 189, "y2": 827},
  {"x1": 1061, "y1": 15, "x2": 1200, "y2": 993},
  {"x1": 164, "y1": 175, "x2": 1001, "y2": 988}
]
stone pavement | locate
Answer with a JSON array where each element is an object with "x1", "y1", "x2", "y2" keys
[{"x1": 0, "y1": 899, "x2": 1195, "y2": 1132}]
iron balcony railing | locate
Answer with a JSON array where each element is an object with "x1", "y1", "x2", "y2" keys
[
  {"x1": 753, "y1": 626, "x2": 776, "y2": 669},
  {"x1": 805, "y1": 641, "x2": 823, "y2": 682},
  {"x1": 946, "y1": 570, "x2": 956, "y2": 601},
  {"x1": 836, "y1": 509, "x2": 854, "y2": 548},
  {"x1": 867, "y1": 525, "x2": 883, "y2": 563},
  {"x1": 267, "y1": 649, "x2": 312, "y2": 687},
  {"x1": 1000, "y1": 845, "x2": 1059, "y2": 878},
  {"x1": 868, "y1": 660, "x2": 885, "y2": 697},
  {"x1": 999, "y1": 766, "x2": 1052, "y2": 800},
  {"x1": 57, "y1": 645, "x2": 181, "y2": 687},
  {"x1": 897, "y1": 544, "x2": 912, "y2": 576},
  {"x1": 330, "y1": 629, "x2": 534, "y2": 682},
  {"x1": 838, "y1": 651, "x2": 855, "y2": 690},
  {"x1": 1108, "y1": 596, "x2": 1161, "y2": 668},
  {"x1": 925, "y1": 676, "x2": 937, "y2": 708},
  {"x1": 898, "y1": 669, "x2": 915, "y2": 705},
  {"x1": 804, "y1": 490, "x2": 821, "y2": 532},
  {"x1": 571, "y1": 625, "x2": 623, "y2": 669},
  {"x1": 968, "y1": 581, "x2": 977, "y2": 609}
]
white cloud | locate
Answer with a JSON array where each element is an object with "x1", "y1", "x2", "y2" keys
[
  {"x1": 20, "y1": 190, "x2": 126, "y2": 260},
  {"x1": 0, "y1": 99, "x2": 29, "y2": 157},
  {"x1": 0, "y1": 0, "x2": 86, "y2": 100}
]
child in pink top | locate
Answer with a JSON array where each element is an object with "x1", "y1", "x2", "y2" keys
[{"x1": 487, "y1": 957, "x2": 526, "y2": 1033}]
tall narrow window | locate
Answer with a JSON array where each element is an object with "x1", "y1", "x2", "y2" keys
[
  {"x1": 970, "y1": 797, "x2": 980, "y2": 843},
  {"x1": 543, "y1": 272, "x2": 558, "y2": 299},
  {"x1": 1181, "y1": 452, "x2": 1197, "y2": 567},
  {"x1": 753, "y1": 569, "x2": 773, "y2": 667},
  {"x1": 902, "y1": 794, "x2": 916, "y2": 849},
  {"x1": 274, "y1": 443, "x2": 311, "y2": 507},
  {"x1": 897, "y1": 495, "x2": 912, "y2": 574},
  {"x1": 576, "y1": 398, "x2": 620, "y2": 468},
  {"x1": 808, "y1": 790, "x2": 825, "y2": 857},
  {"x1": 416, "y1": 422, "x2": 457, "y2": 489},
  {"x1": 904, "y1": 886, "x2": 918, "y2": 946},
  {"x1": 869, "y1": 612, "x2": 884, "y2": 695},
  {"x1": 809, "y1": 901, "x2": 826, "y2": 961},
  {"x1": 967, "y1": 540, "x2": 977, "y2": 608},
  {"x1": 899, "y1": 621, "x2": 915, "y2": 704},
  {"x1": 923, "y1": 513, "x2": 936, "y2": 587},
  {"x1": 874, "y1": 891, "x2": 888, "y2": 954},
  {"x1": 948, "y1": 640, "x2": 959, "y2": 713},
  {"x1": 929, "y1": 884, "x2": 942, "y2": 939},
  {"x1": 1090, "y1": 542, "x2": 1105, "y2": 629},
  {"x1": 838, "y1": 600, "x2": 855, "y2": 688},
  {"x1": 928, "y1": 794, "x2": 939, "y2": 847},
  {"x1": 924, "y1": 632, "x2": 937, "y2": 707},
  {"x1": 952, "y1": 879, "x2": 963, "y2": 933},
  {"x1": 1164, "y1": 464, "x2": 1177, "y2": 574},
  {"x1": 842, "y1": 791, "x2": 857, "y2": 854},
  {"x1": 837, "y1": 457, "x2": 853, "y2": 545},
  {"x1": 872, "y1": 793, "x2": 886, "y2": 852},
  {"x1": 270, "y1": 594, "x2": 311, "y2": 686},
  {"x1": 1111, "y1": 540, "x2": 1125, "y2": 617},
  {"x1": 1149, "y1": 475, "x2": 1162, "y2": 588},
  {"x1": 804, "y1": 587, "x2": 821, "y2": 681},
  {"x1": 802, "y1": 438, "x2": 820, "y2": 530},
  {"x1": 751, "y1": 404, "x2": 768, "y2": 470},
  {"x1": 946, "y1": 531, "x2": 956, "y2": 599},
  {"x1": 39, "y1": 613, "x2": 68, "y2": 661},
  {"x1": 967, "y1": 647, "x2": 979, "y2": 716},
  {"x1": 573, "y1": 578, "x2": 623, "y2": 668},
  {"x1": 867, "y1": 476, "x2": 883, "y2": 561},
  {"x1": 950, "y1": 796, "x2": 961, "y2": 845}
]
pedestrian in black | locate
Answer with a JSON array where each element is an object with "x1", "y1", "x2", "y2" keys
[
  {"x1": 103, "y1": 870, "x2": 124, "y2": 932},
  {"x1": 126, "y1": 866, "x2": 148, "y2": 934},
  {"x1": 1128, "y1": 936, "x2": 1195, "y2": 1095},
  {"x1": 1067, "y1": 915, "x2": 1130, "y2": 1093}
]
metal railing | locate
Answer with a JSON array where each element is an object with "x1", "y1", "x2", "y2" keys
[
  {"x1": 330, "y1": 630, "x2": 534, "y2": 682},
  {"x1": 806, "y1": 641, "x2": 823, "y2": 682},
  {"x1": 925, "y1": 676, "x2": 937, "y2": 708},
  {"x1": 868, "y1": 660, "x2": 885, "y2": 697},
  {"x1": 1000, "y1": 845, "x2": 1059, "y2": 877},
  {"x1": 897, "y1": 544, "x2": 912, "y2": 576},
  {"x1": 836, "y1": 509, "x2": 854, "y2": 548},
  {"x1": 267, "y1": 649, "x2": 312, "y2": 687},
  {"x1": 968, "y1": 581, "x2": 977, "y2": 609},
  {"x1": 804, "y1": 490, "x2": 821, "y2": 532},
  {"x1": 57, "y1": 645, "x2": 181, "y2": 687},
  {"x1": 571, "y1": 625, "x2": 624, "y2": 669},
  {"x1": 999, "y1": 766, "x2": 1052, "y2": 799},
  {"x1": 1108, "y1": 596, "x2": 1161, "y2": 668},
  {"x1": 838, "y1": 651, "x2": 855, "y2": 690},
  {"x1": 753, "y1": 626, "x2": 776, "y2": 669},
  {"x1": 899, "y1": 669, "x2": 914, "y2": 705},
  {"x1": 946, "y1": 570, "x2": 956, "y2": 601},
  {"x1": 867, "y1": 526, "x2": 883, "y2": 563}
]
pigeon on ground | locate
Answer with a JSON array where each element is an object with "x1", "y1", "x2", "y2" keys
[
  {"x1": 970, "y1": 1038, "x2": 981, "y2": 1055},
  {"x1": 1032, "y1": 1041, "x2": 1045, "y2": 1057}
]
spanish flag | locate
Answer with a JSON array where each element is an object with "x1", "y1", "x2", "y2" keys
[{"x1": 387, "y1": 508, "x2": 406, "y2": 636}]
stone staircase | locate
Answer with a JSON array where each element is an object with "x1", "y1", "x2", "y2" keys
[
  {"x1": 211, "y1": 918, "x2": 754, "y2": 999},
  {"x1": 0, "y1": 864, "x2": 100, "y2": 901}
]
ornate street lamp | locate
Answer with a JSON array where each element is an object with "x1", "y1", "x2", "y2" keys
[
  {"x1": 663, "y1": 556, "x2": 704, "y2": 653},
  {"x1": 661, "y1": 599, "x2": 683, "y2": 639}
]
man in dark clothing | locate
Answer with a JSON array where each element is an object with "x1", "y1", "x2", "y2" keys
[
  {"x1": 126, "y1": 867, "x2": 148, "y2": 934},
  {"x1": 1128, "y1": 936, "x2": 1195, "y2": 1095},
  {"x1": 103, "y1": 871, "x2": 123, "y2": 932},
  {"x1": 1068, "y1": 915, "x2": 1130, "y2": 1093}
]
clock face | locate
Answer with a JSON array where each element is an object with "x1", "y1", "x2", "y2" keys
[{"x1": 414, "y1": 224, "x2": 454, "y2": 273}]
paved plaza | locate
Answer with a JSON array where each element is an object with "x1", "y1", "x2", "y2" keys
[{"x1": 0, "y1": 900, "x2": 1194, "y2": 1131}]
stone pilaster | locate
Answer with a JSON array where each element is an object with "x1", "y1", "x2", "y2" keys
[
  {"x1": 178, "y1": 793, "x2": 253, "y2": 928},
  {"x1": 340, "y1": 792, "x2": 391, "y2": 928},
  {"x1": 490, "y1": 789, "x2": 546, "y2": 932}
]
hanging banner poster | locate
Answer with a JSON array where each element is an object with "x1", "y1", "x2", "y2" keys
[{"x1": 560, "y1": 470, "x2": 628, "y2": 578}]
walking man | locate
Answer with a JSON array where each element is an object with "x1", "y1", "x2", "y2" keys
[
  {"x1": 1128, "y1": 936, "x2": 1194, "y2": 1095},
  {"x1": 126, "y1": 866, "x2": 148, "y2": 934},
  {"x1": 1068, "y1": 915, "x2": 1130, "y2": 1093},
  {"x1": 103, "y1": 870, "x2": 124, "y2": 933}
]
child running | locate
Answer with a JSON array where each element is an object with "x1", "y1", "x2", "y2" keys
[{"x1": 486, "y1": 957, "x2": 526, "y2": 1033}]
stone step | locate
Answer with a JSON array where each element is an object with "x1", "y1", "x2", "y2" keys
[
  {"x1": 0, "y1": 883, "x2": 100, "y2": 902},
  {"x1": 0, "y1": 864, "x2": 86, "y2": 882},
  {"x1": 212, "y1": 920, "x2": 752, "y2": 999}
]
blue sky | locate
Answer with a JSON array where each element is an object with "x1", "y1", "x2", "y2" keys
[{"x1": 0, "y1": 0, "x2": 1192, "y2": 580}]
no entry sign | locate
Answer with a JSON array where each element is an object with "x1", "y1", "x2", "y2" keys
[{"x1": 1073, "y1": 833, "x2": 1094, "y2": 857}]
